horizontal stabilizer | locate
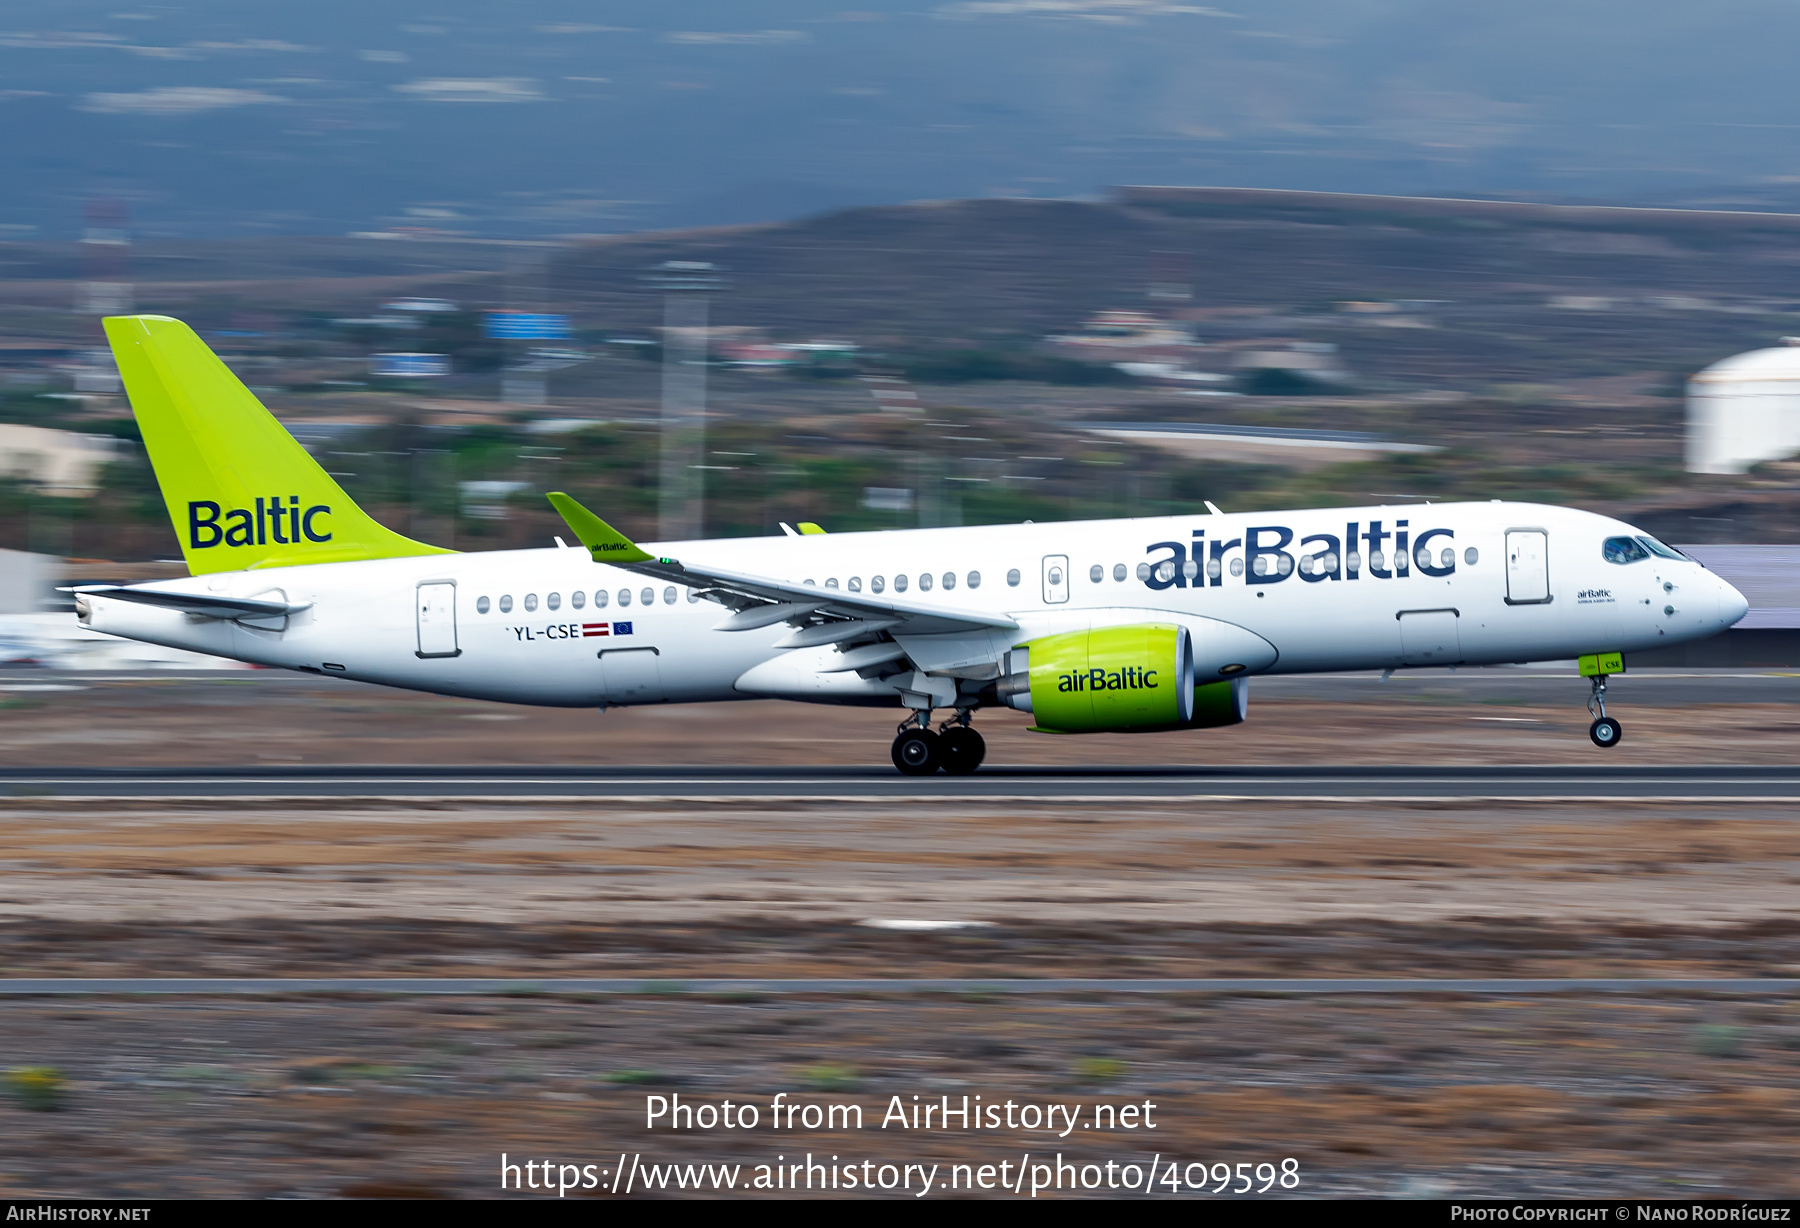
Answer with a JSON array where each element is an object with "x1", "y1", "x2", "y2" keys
[{"x1": 64, "y1": 584, "x2": 310, "y2": 620}]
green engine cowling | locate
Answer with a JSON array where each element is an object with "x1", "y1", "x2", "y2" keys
[{"x1": 996, "y1": 623, "x2": 1247, "y2": 733}]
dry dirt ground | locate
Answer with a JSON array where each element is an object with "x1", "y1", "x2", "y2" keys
[
  {"x1": 2, "y1": 676, "x2": 1799, "y2": 1198},
  {"x1": 3, "y1": 670, "x2": 1800, "y2": 767}
]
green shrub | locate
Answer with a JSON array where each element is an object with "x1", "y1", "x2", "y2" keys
[{"x1": 5, "y1": 1066, "x2": 67, "y2": 1111}]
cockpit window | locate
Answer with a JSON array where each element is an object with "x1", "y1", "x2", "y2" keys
[
  {"x1": 1603, "y1": 536, "x2": 1650, "y2": 565},
  {"x1": 1637, "y1": 535, "x2": 1686, "y2": 561}
]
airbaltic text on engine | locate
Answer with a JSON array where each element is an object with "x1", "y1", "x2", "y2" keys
[{"x1": 1060, "y1": 666, "x2": 1158, "y2": 692}]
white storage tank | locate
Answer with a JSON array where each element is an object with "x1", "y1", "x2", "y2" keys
[{"x1": 1687, "y1": 339, "x2": 1800, "y2": 474}]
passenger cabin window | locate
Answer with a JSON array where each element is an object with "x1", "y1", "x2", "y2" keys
[
  {"x1": 640, "y1": 587, "x2": 654, "y2": 606},
  {"x1": 595, "y1": 590, "x2": 609, "y2": 608},
  {"x1": 895, "y1": 574, "x2": 908, "y2": 592},
  {"x1": 687, "y1": 589, "x2": 699, "y2": 603},
  {"x1": 499, "y1": 595, "x2": 513, "y2": 613},
  {"x1": 1113, "y1": 563, "x2": 1127, "y2": 582},
  {"x1": 1229, "y1": 559, "x2": 1244, "y2": 577},
  {"x1": 1006, "y1": 569, "x2": 1020, "y2": 587},
  {"x1": 919, "y1": 574, "x2": 933, "y2": 592},
  {"x1": 1136, "y1": 562, "x2": 1151, "y2": 581},
  {"x1": 664, "y1": 587, "x2": 677, "y2": 604},
  {"x1": 848, "y1": 577, "x2": 862, "y2": 592},
  {"x1": 618, "y1": 589, "x2": 631, "y2": 607},
  {"x1": 825, "y1": 578, "x2": 839, "y2": 589},
  {"x1": 476, "y1": 596, "x2": 491, "y2": 614},
  {"x1": 1603, "y1": 536, "x2": 1650, "y2": 565},
  {"x1": 942, "y1": 572, "x2": 956, "y2": 591},
  {"x1": 1090, "y1": 564, "x2": 1104, "y2": 583},
  {"x1": 524, "y1": 593, "x2": 538, "y2": 612},
  {"x1": 547, "y1": 592, "x2": 560, "y2": 611},
  {"x1": 1464, "y1": 548, "x2": 1479, "y2": 566},
  {"x1": 967, "y1": 571, "x2": 980, "y2": 589},
  {"x1": 872, "y1": 576, "x2": 885, "y2": 593},
  {"x1": 571, "y1": 591, "x2": 585, "y2": 610}
]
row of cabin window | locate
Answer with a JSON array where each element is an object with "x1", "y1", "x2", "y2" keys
[
  {"x1": 474, "y1": 588, "x2": 698, "y2": 615},
  {"x1": 468, "y1": 546, "x2": 1483, "y2": 618},
  {"x1": 801, "y1": 570, "x2": 1005, "y2": 593}
]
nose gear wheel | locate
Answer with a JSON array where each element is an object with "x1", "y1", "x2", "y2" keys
[{"x1": 1586, "y1": 675, "x2": 1622, "y2": 748}]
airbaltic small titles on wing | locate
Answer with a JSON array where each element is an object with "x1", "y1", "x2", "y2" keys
[{"x1": 77, "y1": 314, "x2": 1750, "y2": 773}]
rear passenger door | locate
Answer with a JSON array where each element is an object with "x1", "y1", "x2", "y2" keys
[{"x1": 415, "y1": 581, "x2": 460, "y2": 658}]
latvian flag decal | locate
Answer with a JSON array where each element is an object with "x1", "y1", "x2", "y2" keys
[{"x1": 582, "y1": 623, "x2": 610, "y2": 638}]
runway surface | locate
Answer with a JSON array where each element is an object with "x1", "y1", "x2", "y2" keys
[
  {"x1": 11, "y1": 763, "x2": 1800, "y2": 799},
  {"x1": 3, "y1": 977, "x2": 1797, "y2": 996}
]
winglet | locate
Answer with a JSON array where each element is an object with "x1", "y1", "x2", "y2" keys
[
  {"x1": 546, "y1": 492, "x2": 655, "y2": 563},
  {"x1": 797, "y1": 522, "x2": 826, "y2": 535}
]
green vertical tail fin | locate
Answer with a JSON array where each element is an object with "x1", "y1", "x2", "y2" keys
[{"x1": 104, "y1": 314, "x2": 452, "y2": 574}]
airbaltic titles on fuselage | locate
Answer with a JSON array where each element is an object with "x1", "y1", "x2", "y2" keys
[{"x1": 1141, "y1": 518, "x2": 1456, "y2": 588}]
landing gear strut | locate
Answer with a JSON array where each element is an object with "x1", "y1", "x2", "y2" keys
[{"x1": 1587, "y1": 674, "x2": 1622, "y2": 748}]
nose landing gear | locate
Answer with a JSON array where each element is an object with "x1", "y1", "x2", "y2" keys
[
  {"x1": 1587, "y1": 674, "x2": 1622, "y2": 748},
  {"x1": 889, "y1": 708, "x2": 985, "y2": 775}
]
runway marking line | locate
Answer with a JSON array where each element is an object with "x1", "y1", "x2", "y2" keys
[
  {"x1": 14, "y1": 794, "x2": 1800, "y2": 806},
  {"x1": 0, "y1": 977, "x2": 1796, "y2": 997}
]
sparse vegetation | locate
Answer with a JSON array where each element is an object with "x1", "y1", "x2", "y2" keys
[{"x1": 5, "y1": 1065, "x2": 67, "y2": 1111}]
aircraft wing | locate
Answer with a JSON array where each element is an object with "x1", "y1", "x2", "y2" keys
[
  {"x1": 63, "y1": 584, "x2": 310, "y2": 620},
  {"x1": 547, "y1": 492, "x2": 1017, "y2": 644}
]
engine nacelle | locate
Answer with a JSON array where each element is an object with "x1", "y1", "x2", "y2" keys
[{"x1": 997, "y1": 623, "x2": 1249, "y2": 734}]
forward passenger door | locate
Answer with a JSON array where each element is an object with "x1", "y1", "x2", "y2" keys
[{"x1": 1505, "y1": 530, "x2": 1551, "y2": 605}]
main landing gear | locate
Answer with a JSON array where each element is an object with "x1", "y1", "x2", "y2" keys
[
  {"x1": 1587, "y1": 674, "x2": 1622, "y2": 748},
  {"x1": 890, "y1": 709, "x2": 986, "y2": 776}
]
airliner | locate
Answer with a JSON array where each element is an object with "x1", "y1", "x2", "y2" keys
[{"x1": 72, "y1": 315, "x2": 1749, "y2": 773}]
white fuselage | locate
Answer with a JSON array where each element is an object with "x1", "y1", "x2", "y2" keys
[{"x1": 79, "y1": 501, "x2": 1748, "y2": 709}]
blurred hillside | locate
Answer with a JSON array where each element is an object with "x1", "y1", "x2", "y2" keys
[{"x1": 8, "y1": 188, "x2": 1800, "y2": 560}]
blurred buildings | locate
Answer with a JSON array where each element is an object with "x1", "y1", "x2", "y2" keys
[
  {"x1": 0, "y1": 425, "x2": 120, "y2": 494},
  {"x1": 1687, "y1": 340, "x2": 1800, "y2": 474}
]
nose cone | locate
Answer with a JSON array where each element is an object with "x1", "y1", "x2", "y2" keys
[{"x1": 1718, "y1": 575, "x2": 1750, "y2": 627}]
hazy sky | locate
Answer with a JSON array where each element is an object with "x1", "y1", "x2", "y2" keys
[{"x1": 5, "y1": 0, "x2": 1800, "y2": 237}]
